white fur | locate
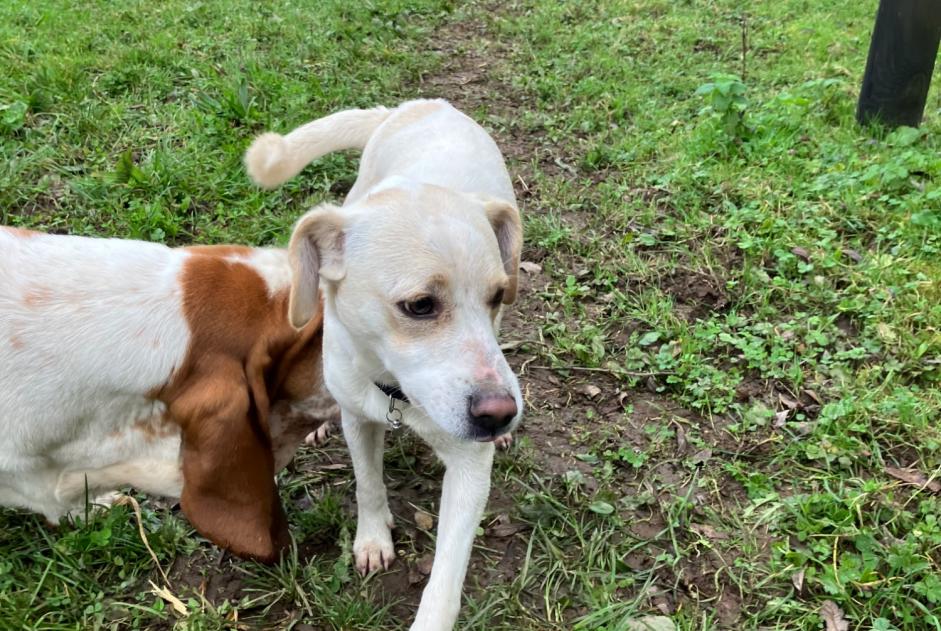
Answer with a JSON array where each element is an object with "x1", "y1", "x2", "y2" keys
[
  {"x1": 245, "y1": 107, "x2": 391, "y2": 189},
  {"x1": 249, "y1": 99, "x2": 523, "y2": 630},
  {"x1": 0, "y1": 230, "x2": 308, "y2": 522},
  {"x1": 221, "y1": 247, "x2": 293, "y2": 297},
  {"x1": 0, "y1": 230, "x2": 190, "y2": 520}
]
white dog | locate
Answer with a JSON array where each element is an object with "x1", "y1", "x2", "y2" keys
[
  {"x1": 0, "y1": 230, "x2": 337, "y2": 561},
  {"x1": 245, "y1": 99, "x2": 524, "y2": 629}
]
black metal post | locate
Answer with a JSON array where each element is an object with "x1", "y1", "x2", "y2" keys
[{"x1": 856, "y1": 0, "x2": 941, "y2": 128}]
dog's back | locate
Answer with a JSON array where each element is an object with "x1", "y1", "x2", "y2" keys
[
  {"x1": 0, "y1": 226, "x2": 189, "y2": 516},
  {"x1": 348, "y1": 99, "x2": 515, "y2": 206},
  {"x1": 245, "y1": 99, "x2": 516, "y2": 207},
  {"x1": 0, "y1": 228, "x2": 187, "y2": 457}
]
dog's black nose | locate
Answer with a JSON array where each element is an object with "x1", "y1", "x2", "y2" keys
[{"x1": 468, "y1": 390, "x2": 517, "y2": 434}]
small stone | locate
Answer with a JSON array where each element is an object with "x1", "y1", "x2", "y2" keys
[
  {"x1": 626, "y1": 614, "x2": 675, "y2": 630},
  {"x1": 414, "y1": 510, "x2": 434, "y2": 530},
  {"x1": 579, "y1": 384, "x2": 602, "y2": 399}
]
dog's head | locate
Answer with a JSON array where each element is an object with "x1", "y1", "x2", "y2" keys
[{"x1": 287, "y1": 184, "x2": 523, "y2": 441}]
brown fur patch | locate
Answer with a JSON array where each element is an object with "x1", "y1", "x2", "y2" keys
[
  {"x1": 133, "y1": 414, "x2": 178, "y2": 442},
  {"x1": 153, "y1": 250, "x2": 329, "y2": 563},
  {"x1": 23, "y1": 287, "x2": 53, "y2": 308},
  {"x1": 184, "y1": 244, "x2": 254, "y2": 258},
  {"x1": 483, "y1": 200, "x2": 522, "y2": 304},
  {"x1": 1, "y1": 226, "x2": 39, "y2": 239}
]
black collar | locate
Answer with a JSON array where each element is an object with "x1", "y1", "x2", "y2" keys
[{"x1": 375, "y1": 382, "x2": 409, "y2": 404}]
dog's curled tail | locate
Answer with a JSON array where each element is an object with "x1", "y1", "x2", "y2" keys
[{"x1": 245, "y1": 106, "x2": 391, "y2": 189}]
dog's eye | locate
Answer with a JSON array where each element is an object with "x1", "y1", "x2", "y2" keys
[
  {"x1": 399, "y1": 296, "x2": 438, "y2": 319},
  {"x1": 489, "y1": 288, "x2": 505, "y2": 307}
]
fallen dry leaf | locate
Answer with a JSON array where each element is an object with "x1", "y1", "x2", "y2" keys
[
  {"x1": 519, "y1": 261, "x2": 542, "y2": 274},
  {"x1": 804, "y1": 389, "x2": 824, "y2": 405},
  {"x1": 885, "y1": 466, "x2": 941, "y2": 493},
  {"x1": 791, "y1": 246, "x2": 811, "y2": 261},
  {"x1": 773, "y1": 409, "x2": 790, "y2": 428},
  {"x1": 675, "y1": 423, "x2": 688, "y2": 453},
  {"x1": 690, "y1": 523, "x2": 728, "y2": 540},
  {"x1": 690, "y1": 449, "x2": 712, "y2": 466},
  {"x1": 499, "y1": 340, "x2": 526, "y2": 351},
  {"x1": 778, "y1": 392, "x2": 800, "y2": 410},
  {"x1": 416, "y1": 553, "x2": 434, "y2": 576},
  {"x1": 490, "y1": 522, "x2": 529, "y2": 538},
  {"x1": 791, "y1": 568, "x2": 805, "y2": 592},
  {"x1": 820, "y1": 600, "x2": 849, "y2": 631},
  {"x1": 414, "y1": 510, "x2": 435, "y2": 530},
  {"x1": 843, "y1": 248, "x2": 863, "y2": 263},
  {"x1": 489, "y1": 512, "x2": 528, "y2": 537}
]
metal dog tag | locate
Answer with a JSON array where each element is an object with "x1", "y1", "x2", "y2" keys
[{"x1": 385, "y1": 397, "x2": 403, "y2": 430}]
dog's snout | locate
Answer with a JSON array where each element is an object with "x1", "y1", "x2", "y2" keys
[{"x1": 468, "y1": 390, "x2": 517, "y2": 435}]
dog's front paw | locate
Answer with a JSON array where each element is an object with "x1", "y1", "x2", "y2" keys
[
  {"x1": 354, "y1": 526, "x2": 395, "y2": 575},
  {"x1": 304, "y1": 421, "x2": 336, "y2": 447},
  {"x1": 494, "y1": 432, "x2": 513, "y2": 450}
]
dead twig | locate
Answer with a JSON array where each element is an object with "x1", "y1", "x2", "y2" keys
[
  {"x1": 529, "y1": 364, "x2": 673, "y2": 377},
  {"x1": 114, "y1": 494, "x2": 170, "y2": 586}
]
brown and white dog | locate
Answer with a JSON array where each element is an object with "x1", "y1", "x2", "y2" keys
[
  {"x1": 246, "y1": 99, "x2": 524, "y2": 630},
  {"x1": 0, "y1": 227, "x2": 338, "y2": 561}
]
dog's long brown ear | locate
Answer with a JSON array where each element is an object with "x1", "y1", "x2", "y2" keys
[
  {"x1": 287, "y1": 204, "x2": 346, "y2": 329},
  {"x1": 483, "y1": 199, "x2": 523, "y2": 304},
  {"x1": 172, "y1": 363, "x2": 289, "y2": 563}
]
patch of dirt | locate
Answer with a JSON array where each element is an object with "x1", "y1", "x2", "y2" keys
[
  {"x1": 413, "y1": 8, "x2": 581, "y2": 194},
  {"x1": 660, "y1": 266, "x2": 731, "y2": 321},
  {"x1": 168, "y1": 548, "x2": 244, "y2": 603}
]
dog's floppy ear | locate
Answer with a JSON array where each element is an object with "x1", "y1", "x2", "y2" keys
[
  {"x1": 287, "y1": 204, "x2": 346, "y2": 329},
  {"x1": 173, "y1": 364, "x2": 289, "y2": 563},
  {"x1": 482, "y1": 199, "x2": 523, "y2": 304}
]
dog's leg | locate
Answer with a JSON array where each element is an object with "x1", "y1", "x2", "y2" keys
[
  {"x1": 55, "y1": 459, "x2": 183, "y2": 505},
  {"x1": 493, "y1": 433, "x2": 513, "y2": 450},
  {"x1": 342, "y1": 409, "x2": 395, "y2": 574},
  {"x1": 304, "y1": 420, "x2": 336, "y2": 447},
  {"x1": 411, "y1": 435, "x2": 494, "y2": 631}
]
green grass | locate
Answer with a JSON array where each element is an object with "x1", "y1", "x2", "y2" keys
[
  {"x1": 3, "y1": 0, "x2": 941, "y2": 629},
  {"x1": 0, "y1": 0, "x2": 449, "y2": 242}
]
